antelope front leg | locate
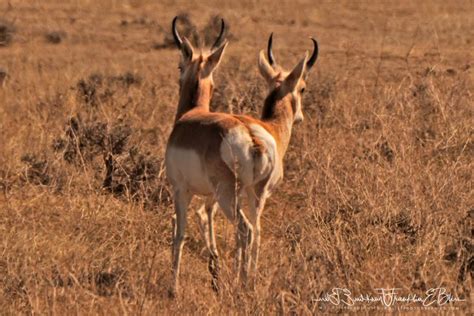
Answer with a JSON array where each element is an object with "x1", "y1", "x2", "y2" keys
[
  {"x1": 231, "y1": 201, "x2": 245, "y2": 280},
  {"x1": 234, "y1": 219, "x2": 242, "y2": 278},
  {"x1": 246, "y1": 185, "x2": 268, "y2": 288},
  {"x1": 195, "y1": 198, "x2": 220, "y2": 291},
  {"x1": 237, "y1": 208, "x2": 252, "y2": 285},
  {"x1": 249, "y1": 214, "x2": 261, "y2": 285},
  {"x1": 195, "y1": 204, "x2": 211, "y2": 252},
  {"x1": 169, "y1": 189, "x2": 192, "y2": 298}
]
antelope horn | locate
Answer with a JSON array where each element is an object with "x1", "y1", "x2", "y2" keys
[
  {"x1": 172, "y1": 16, "x2": 183, "y2": 49},
  {"x1": 306, "y1": 37, "x2": 319, "y2": 71},
  {"x1": 267, "y1": 32, "x2": 276, "y2": 66},
  {"x1": 211, "y1": 18, "x2": 226, "y2": 49}
]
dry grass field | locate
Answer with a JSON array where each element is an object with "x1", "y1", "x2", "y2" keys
[{"x1": 0, "y1": 0, "x2": 472, "y2": 314}]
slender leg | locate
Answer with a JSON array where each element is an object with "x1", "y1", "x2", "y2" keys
[
  {"x1": 213, "y1": 183, "x2": 251, "y2": 284},
  {"x1": 195, "y1": 202, "x2": 211, "y2": 253},
  {"x1": 171, "y1": 215, "x2": 177, "y2": 256},
  {"x1": 246, "y1": 183, "x2": 268, "y2": 288},
  {"x1": 205, "y1": 201, "x2": 220, "y2": 292},
  {"x1": 234, "y1": 209, "x2": 242, "y2": 277},
  {"x1": 238, "y1": 208, "x2": 252, "y2": 284},
  {"x1": 169, "y1": 188, "x2": 192, "y2": 297},
  {"x1": 195, "y1": 198, "x2": 218, "y2": 253},
  {"x1": 195, "y1": 197, "x2": 220, "y2": 291},
  {"x1": 248, "y1": 213, "x2": 261, "y2": 285},
  {"x1": 205, "y1": 201, "x2": 219, "y2": 257}
]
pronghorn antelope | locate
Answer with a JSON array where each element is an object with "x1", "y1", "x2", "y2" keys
[
  {"x1": 165, "y1": 25, "x2": 318, "y2": 296},
  {"x1": 171, "y1": 16, "x2": 224, "y2": 253},
  {"x1": 167, "y1": 16, "x2": 228, "y2": 295},
  {"x1": 169, "y1": 16, "x2": 227, "y2": 291}
]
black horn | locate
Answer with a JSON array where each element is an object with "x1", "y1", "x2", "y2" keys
[
  {"x1": 172, "y1": 16, "x2": 183, "y2": 49},
  {"x1": 211, "y1": 18, "x2": 226, "y2": 49},
  {"x1": 306, "y1": 38, "x2": 319, "y2": 71},
  {"x1": 267, "y1": 33, "x2": 276, "y2": 66}
]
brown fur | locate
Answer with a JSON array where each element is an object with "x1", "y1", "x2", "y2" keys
[
  {"x1": 171, "y1": 86, "x2": 296, "y2": 164},
  {"x1": 175, "y1": 63, "x2": 214, "y2": 121}
]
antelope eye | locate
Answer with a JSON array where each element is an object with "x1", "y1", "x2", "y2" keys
[{"x1": 300, "y1": 88, "x2": 305, "y2": 93}]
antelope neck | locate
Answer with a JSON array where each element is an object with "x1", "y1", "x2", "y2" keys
[
  {"x1": 175, "y1": 76, "x2": 213, "y2": 122},
  {"x1": 261, "y1": 89, "x2": 295, "y2": 157}
]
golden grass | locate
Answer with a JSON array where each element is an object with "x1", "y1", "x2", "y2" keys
[{"x1": 0, "y1": 0, "x2": 472, "y2": 314}]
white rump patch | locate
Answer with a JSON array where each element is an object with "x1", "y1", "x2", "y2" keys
[
  {"x1": 248, "y1": 124, "x2": 278, "y2": 183},
  {"x1": 220, "y1": 125, "x2": 278, "y2": 187},
  {"x1": 220, "y1": 126, "x2": 255, "y2": 186}
]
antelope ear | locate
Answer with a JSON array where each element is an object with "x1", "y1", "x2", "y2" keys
[
  {"x1": 258, "y1": 50, "x2": 276, "y2": 82},
  {"x1": 181, "y1": 37, "x2": 194, "y2": 61},
  {"x1": 282, "y1": 53, "x2": 307, "y2": 93},
  {"x1": 203, "y1": 41, "x2": 228, "y2": 77}
]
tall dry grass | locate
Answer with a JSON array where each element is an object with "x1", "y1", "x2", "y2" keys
[{"x1": 0, "y1": 0, "x2": 472, "y2": 314}]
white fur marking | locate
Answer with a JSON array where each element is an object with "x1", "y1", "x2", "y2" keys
[
  {"x1": 220, "y1": 126, "x2": 255, "y2": 186},
  {"x1": 166, "y1": 146, "x2": 213, "y2": 195},
  {"x1": 247, "y1": 124, "x2": 278, "y2": 183}
]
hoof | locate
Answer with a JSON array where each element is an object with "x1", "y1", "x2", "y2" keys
[
  {"x1": 211, "y1": 278, "x2": 220, "y2": 293},
  {"x1": 168, "y1": 287, "x2": 177, "y2": 299},
  {"x1": 208, "y1": 254, "x2": 220, "y2": 292},
  {"x1": 208, "y1": 256, "x2": 220, "y2": 277}
]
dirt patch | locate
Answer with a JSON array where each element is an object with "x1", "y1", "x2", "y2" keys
[
  {"x1": 0, "y1": 19, "x2": 15, "y2": 47},
  {"x1": 45, "y1": 31, "x2": 66, "y2": 44},
  {"x1": 0, "y1": 68, "x2": 7, "y2": 86}
]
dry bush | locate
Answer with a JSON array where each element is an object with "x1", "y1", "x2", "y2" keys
[
  {"x1": 52, "y1": 113, "x2": 170, "y2": 207},
  {"x1": 20, "y1": 153, "x2": 52, "y2": 186},
  {"x1": 44, "y1": 31, "x2": 67, "y2": 44},
  {"x1": 76, "y1": 72, "x2": 141, "y2": 107}
]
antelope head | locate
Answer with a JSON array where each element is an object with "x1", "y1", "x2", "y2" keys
[
  {"x1": 172, "y1": 16, "x2": 228, "y2": 119},
  {"x1": 258, "y1": 33, "x2": 319, "y2": 123}
]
